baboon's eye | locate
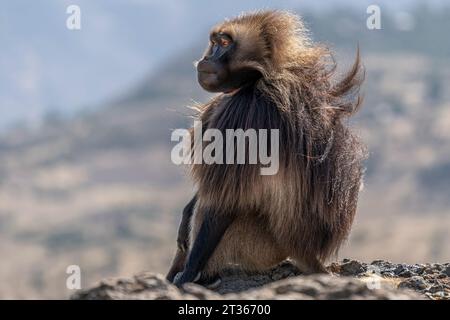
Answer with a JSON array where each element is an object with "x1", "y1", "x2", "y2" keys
[{"x1": 220, "y1": 39, "x2": 230, "y2": 47}]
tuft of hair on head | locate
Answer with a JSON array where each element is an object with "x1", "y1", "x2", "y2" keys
[{"x1": 328, "y1": 45, "x2": 365, "y2": 117}]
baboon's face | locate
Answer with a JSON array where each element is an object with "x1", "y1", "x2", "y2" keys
[{"x1": 197, "y1": 31, "x2": 262, "y2": 93}]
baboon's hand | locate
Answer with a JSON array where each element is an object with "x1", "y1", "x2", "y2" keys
[{"x1": 173, "y1": 271, "x2": 201, "y2": 287}]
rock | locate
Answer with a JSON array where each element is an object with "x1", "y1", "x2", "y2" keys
[
  {"x1": 225, "y1": 274, "x2": 421, "y2": 300},
  {"x1": 72, "y1": 272, "x2": 422, "y2": 300},
  {"x1": 425, "y1": 268, "x2": 436, "y2": 274},
  {"x1": 71, "y1": 273, "x2": 204, "y2": 300},
  {"x1": 411, "y1": 265, "x2": 426, "y2": 275},
  {"x1": 195, "y1": 261, "x2": 303, "y2": 295},
  {"x1": 394, "y1": 264, "x2": 407, "y2": 275},
  {"x1": 398, "y1": 270, "x2": 413, "y2": 278},
  {"x1": 72, "y1": 260, "x2": 426, "y2": 300},
  {"x1": 428, "y1": 284, "x2": 446, "y2": 293},
  {"x1": 338, "y1": 260, "x2": 367, "y2": 276},
  {"x1": 442, "y1": 265, "x2": 450, "y2": 277},
  {"x1": 370, "y1": 260, "x2": 391, "y2": 268},
  {"x1": 398, "y1": 276, "x2": 429, "y2": 291}
]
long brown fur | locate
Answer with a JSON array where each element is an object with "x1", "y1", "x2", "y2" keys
[{"x1": 182, "y1": 10, "x2": 366, "y2": 277}]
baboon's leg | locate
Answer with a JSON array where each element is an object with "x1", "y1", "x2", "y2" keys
[
  {"x1": 292, "y1": 254, "x2": 328, "y2": 274},
  {"x1": 305, "y1": 257, "x2": 328, "y2": 274},
  {"x1": 201, "y1": 214, "x2": 288, "y2": 278},
  {"x1": 173, "y1": 209, "x2": 235, "y2": 287},
  {"x1": 273, "y1": 230, "x2": 328, "y2": 274},
  {"x1": 166, "y1": 194, "x2": 197, "y2": 282}
]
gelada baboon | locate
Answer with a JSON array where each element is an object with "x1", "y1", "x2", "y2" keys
[{"x1": 167, "y1": 10, "x2": 366, "y2": 286}]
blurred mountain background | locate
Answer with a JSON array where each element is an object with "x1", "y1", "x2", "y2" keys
[{"x1": 0, "y1": 0, "x2": 449, "y2": 298}]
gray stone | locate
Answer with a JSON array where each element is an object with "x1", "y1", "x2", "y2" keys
[
  {"x1": 338, "y1": 260, "x2": 367, "y2": 276},
  {"x1": 398, "y1": 276, "x2": 429, "y2": 291},
  {"x1": 442, "y1": 265, "x2": 450, "y2": 277},
  {"x1": 72, "y1": 260, "x2": 425, "y2": 300}
]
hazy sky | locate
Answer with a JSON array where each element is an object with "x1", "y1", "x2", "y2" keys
[{"x1": 0, "y1": 0, "x2": 446, "y2": 129}]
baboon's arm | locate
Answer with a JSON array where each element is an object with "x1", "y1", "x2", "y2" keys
[
  {"x1": 177, "y1": 194, "x2": 197, "y2": 252},
  {"x1": 166, "y1": 194, "x2": 198, "y2": 282},
  {"x1": 173, "y1": 209, "x2": 235, "y2": 286},
  {"x1": 166, "y1": 249, "x2": 187, "y2": 282}
]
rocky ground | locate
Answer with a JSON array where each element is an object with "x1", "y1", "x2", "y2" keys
[
  {"x1": 329, "y1": 259, "x2": 450, "y2": 300},
  {"x1": 72, "y1": 259, "x2": 450, "y2": 300}
]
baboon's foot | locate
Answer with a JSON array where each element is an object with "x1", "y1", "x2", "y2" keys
[
  {"x1": 196, "y1": 273, "x2": 222, "y2": 289},
  {"x1": 302, "y1": 266, "x2": 328, "y2": 275},
  {"x1": 173, "y1": 271, "x2": 221, "y2": 289},
  {"x1": 294, "y1": 258, "x2": 329, "y2": 275}
]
